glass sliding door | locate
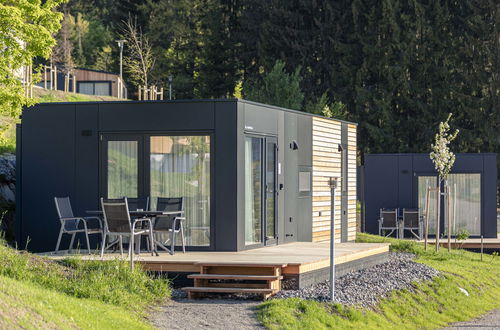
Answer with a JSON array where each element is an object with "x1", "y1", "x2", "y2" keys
[
  {"x1": 447, "y1": 173, "x2": 481, "y2": 236},
  {"x1": 245, "y1": 137, "x2": 262, "y2": 245},
  {"x1": 102, "y1": 135, "x2": 143, "y2": 199},
  {"x1": 417, "y1": 176, "x2": 438, "y2": 235},
  {"x1": 245, "y1": 135, "x2": 278, "y2": 247},
  {"x1": 150, "y1": 136, "x2": 211, "y2": 246}
]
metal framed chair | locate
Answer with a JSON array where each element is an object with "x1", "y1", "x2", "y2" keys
[
  {"x1": 401, "y1": 208, "x2": 422, "y2": 239},
  {"x1": 115, "y1": 196, "x2": 150, "y2": 253},
  {"x1": 100, "y1": 197, "x2": 154, "y2": 258},
  {"x1": 54, "y1": 197, "x2": 102, "y2": 254},
  {"x1": 126, "y1": 197, "x2": 150, "y2": 212},
  {"x1": 153, "y1": 197, "x2": 186, "y2": 255},
  {"x1": 378, "y1": 208, "x2": 400, "y2": 238}
]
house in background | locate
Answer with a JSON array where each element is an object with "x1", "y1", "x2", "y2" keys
[
  {"x1": 39, "y1": 67, "x2": 127, "y2": 98},
  {"x1": 16, "y1": 99, "x2": 357, "y2": 252},
  {"x1": 362, "y1": 153, "x2": 497, "y2": 238}
]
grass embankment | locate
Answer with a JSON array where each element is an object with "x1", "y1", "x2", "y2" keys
[
  {"x1": 258, "y1": 233, "x2": 500, "y2": 329},
  {"x1": 0, "y1": 88, "x2": 128, "y2": 154},
  {"x1": 0, "y1": 241, "x2": 169, "y2": 328}
]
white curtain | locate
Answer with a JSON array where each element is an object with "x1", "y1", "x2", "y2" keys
[
  {"x1": 418, "y1": 176, "x2": 437, "y2": 235},
  {"x1": 245, "y1": 137, "x2": 261, "y2": 245},
  {"x1": 107, "y1": 141, "x2": 138, "y2": 198},
  {"x1": 448, "y1": 174, "x2": 481, "y2": 236},
  {"x1": 150, "y1": 136, "x2": 210, "y2": 246}
]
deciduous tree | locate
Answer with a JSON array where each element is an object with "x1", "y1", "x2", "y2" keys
[{"x1": 0, "y1": 0, "x2": 64, "y2": 136}]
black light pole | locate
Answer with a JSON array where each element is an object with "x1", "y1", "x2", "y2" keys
[
  {"x1": 328, "y1": 176, "x2": 338, "y2": 302},
  {"x1": 168, "y1": 75, "x2": 173, "y2": 100}
]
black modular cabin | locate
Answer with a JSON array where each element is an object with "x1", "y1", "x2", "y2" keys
[
  {"x1": 362, "y1": 153, "x2": 498, "y2": 238},
  {"x1": 16, "y1": 99, "x2": 358, "y2": 252}
]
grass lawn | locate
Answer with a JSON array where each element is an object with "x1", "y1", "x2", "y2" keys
[
  {"x1": 0, "y1": 275, "x2": 150, "y2": 329},
  {"x1": 0, "y1": 240, "x2": 170, "y2": 328},
  {"x1": 258, "y1": 233, "x2": 500, "y2": 329}
]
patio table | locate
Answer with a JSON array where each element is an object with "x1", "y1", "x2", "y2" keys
[{"x1": 86, "y1": 210, "x2": 180, "y2": 254}]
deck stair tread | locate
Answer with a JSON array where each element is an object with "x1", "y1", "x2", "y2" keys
[
  {"x1": 187, "y1": 274, "x2": 283, "y2": 280},
  {"x1": 195, "y1": 262, "x2": 287, "y2": 267},
  {"x1": 182, "y1": 287, "x2": 275, "y2": 294}
]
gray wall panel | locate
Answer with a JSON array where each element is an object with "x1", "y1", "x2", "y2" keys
[
  {"x1": 75, "y1": 104, "x2": 100, "y2": 247},
  {"x1": 283, "y1": 113, "x2": 298, "y2": 242},
  {"x1": 483, "y1": 154, "x2": 497, "y2": 237},
  {"x1": 21, "y1": 105, "x2": 76, "y2": 252},
  {"x1": 243, "y1": 102, "x2": 278, "y2": 135},
  {"x1": 99, "y1": 102, "x2": 215, "y2": 131},
  {"x1": 364, "y1": 155, "x2": 399, "y2": 234},
  {"x1": 397, "y1": 155, "x2": 413, "y2": 209},
  {"x1": 215, "y1": 101, "x2": 239, "y2": 251},
  {"x1": 277, "y1": 111, "x2": 285, "y2": 244}
]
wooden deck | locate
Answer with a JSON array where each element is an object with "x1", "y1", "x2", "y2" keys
[
  {"x1": 418, "y1": 237, "x2": 500, "y2": 250},
  {"x1": 46, "y1": 242, "x2": 390, "y2": 275}
]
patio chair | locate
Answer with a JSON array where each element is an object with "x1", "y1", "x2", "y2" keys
[
  {"x1": 378, "y1": 208, "x2": 400, "y2": 238},
  {"x1": 118, "y1": 197, "x2": 150, "y2": 253},
  {"x1": 127, "y1": 197, "x2": 150, "y2": 212},
  {"x1": 100, "y1": 197, "x2": 154, "y2": 257},
  {"x1": 153, "y1": 197, "x2": 186, "y2": 255},
  {"x1": 401, "y1": 208, "x2": 422, "y2": 239},
  {"x1": 54, "y1": 197, "x2": 102, "y2": 254}
]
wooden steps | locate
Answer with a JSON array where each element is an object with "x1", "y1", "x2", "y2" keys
[
  {"x1": 182, "y1": 287, "x2": 274, "y2": 294},
  {"x1": 182, "y1": 263, "x2": 284, "y2": 300},
  {"x1": 188, "y1": 274, "x2": 283, "y2": 281}
]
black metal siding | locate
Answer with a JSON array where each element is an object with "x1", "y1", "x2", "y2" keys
[{"x1": 20, "y1": 104, "x2": 76, "y2": 251}]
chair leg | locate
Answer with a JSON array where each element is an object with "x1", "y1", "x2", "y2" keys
[
  {"x1": 69, "y1": 233, "x2": 76, "y2": 254},
  {"x1": 129, "y1": 234, "x2": 135, "y2": 270},
  {"x1": 100, "y1": 232, "x2": 107, "y2": 257},
  {"x1": 85, "y1": 231, "x2": 91, "y2": 254},
  {"x1": 55, "y1": 227, "x2": 64, "y2": 254},
  {"x1": 149, "y1": 229, "x2": 154, "y2": 256},
  {"x1": 119, "y1": 235, "x2": 123, "y2": 256},
  {"x1": 170, "y1": 229, "x2": 176, "y2": 255},
  {"x1": 180, "y1": 223, "x2": 186, "y2": 253}
]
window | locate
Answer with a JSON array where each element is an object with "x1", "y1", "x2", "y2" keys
[
  {"x1": 78, "y1": 81, "x2": 111, "y2": 96},
  {"x1": 150, "y1": 136, "x2": 211, "y2": 246},
  {"x1": 298, "y1": 167, "x2": 312, "y2": 197}
]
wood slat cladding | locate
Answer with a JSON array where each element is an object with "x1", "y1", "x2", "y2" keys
[{"x1": 312, "y1": 117, "x2": 357, "y2": 242}]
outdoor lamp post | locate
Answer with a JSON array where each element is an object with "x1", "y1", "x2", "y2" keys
[
  {"x1": 328, "y1": 176, "x2": 338, "y2": 302},
  {"x1": 168, "y1": 75, "x2": 173, "y2": 100},
  {"x1": 116, "y1": 39, "x2": 126, "y2": 98}
]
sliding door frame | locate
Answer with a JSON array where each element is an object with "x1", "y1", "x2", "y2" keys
[
  {"x1": 99, "y1": 130, "x2": 215, "y2": 251},
  {"x1": 244, "y1": 133, "x2": 279, "y2": 248},
  {"x1": 413, "y1": 170, "x2": 483, "y2": 237}
]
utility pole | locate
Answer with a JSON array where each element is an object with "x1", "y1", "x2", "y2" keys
[
  {"x1": 116, "y1": 40, "x2": 126, "y2": 98},
  {"x1": 328, "y1": 176, "x2": 338, "y2": 302},
  {"x1": 168, "y1": 75, "x2": 173, "y2": 100}
]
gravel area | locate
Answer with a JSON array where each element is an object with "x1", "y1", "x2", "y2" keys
[
  {"x1": 151, "y1": 299, "x2": 263, "y2": 330},
  {"x1": 274, "y1": 252, "x2": 440, "y2": 307},
  {"x1": 152, "y1": 252, "x2": 440, "y2": 328},
  {"x1": 443, "y1": 309, "x2": 500, "y2": 329}
]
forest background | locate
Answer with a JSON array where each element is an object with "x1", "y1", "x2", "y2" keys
[{"x1": 52, "y1": 0, "x2": 498, "y2": 163}]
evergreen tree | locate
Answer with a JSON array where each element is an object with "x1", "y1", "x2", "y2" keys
[{"x1": 244, "y1": 60, "x2": 304, "y2": 110}]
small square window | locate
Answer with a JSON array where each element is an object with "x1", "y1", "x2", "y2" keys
[{"x1": 299, "y1": 171, "x2": 311, "y2": 192}]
